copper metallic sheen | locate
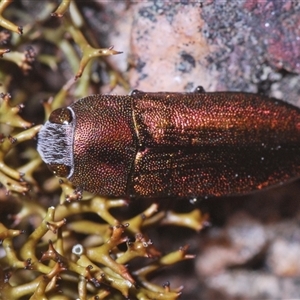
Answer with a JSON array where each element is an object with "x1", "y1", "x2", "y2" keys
[{"x1": 37, "y1": 90, "x2": 300, "y2": 199}]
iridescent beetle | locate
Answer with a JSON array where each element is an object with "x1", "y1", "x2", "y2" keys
[{"x1": 37, "y1": 87, "x2": 300, "y2": 199}]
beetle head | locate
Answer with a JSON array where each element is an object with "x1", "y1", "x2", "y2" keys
[{"x1": 37, "y1": 107, "x2": 75, "y2": 179}]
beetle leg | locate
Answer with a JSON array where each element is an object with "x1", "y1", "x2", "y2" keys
[
  {"x1": 194, "y1": 86, "x2": 206, "y2": 93},
  {"x1": 130, "y1": 89, "x2": 146, "y2": 97}
]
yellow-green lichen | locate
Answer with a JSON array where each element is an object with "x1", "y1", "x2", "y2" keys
[{"x1": 0, "y1": 1, "x2": 205, "y2": 299}]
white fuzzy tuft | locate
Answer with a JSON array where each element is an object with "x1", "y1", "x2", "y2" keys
[{"x1": 37, "y1": 121, "x2": 74, "y2": 171}]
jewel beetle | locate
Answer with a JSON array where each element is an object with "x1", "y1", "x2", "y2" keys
[{"x1": 37, "y1": 87, "x2": 300, "y2": 199}]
